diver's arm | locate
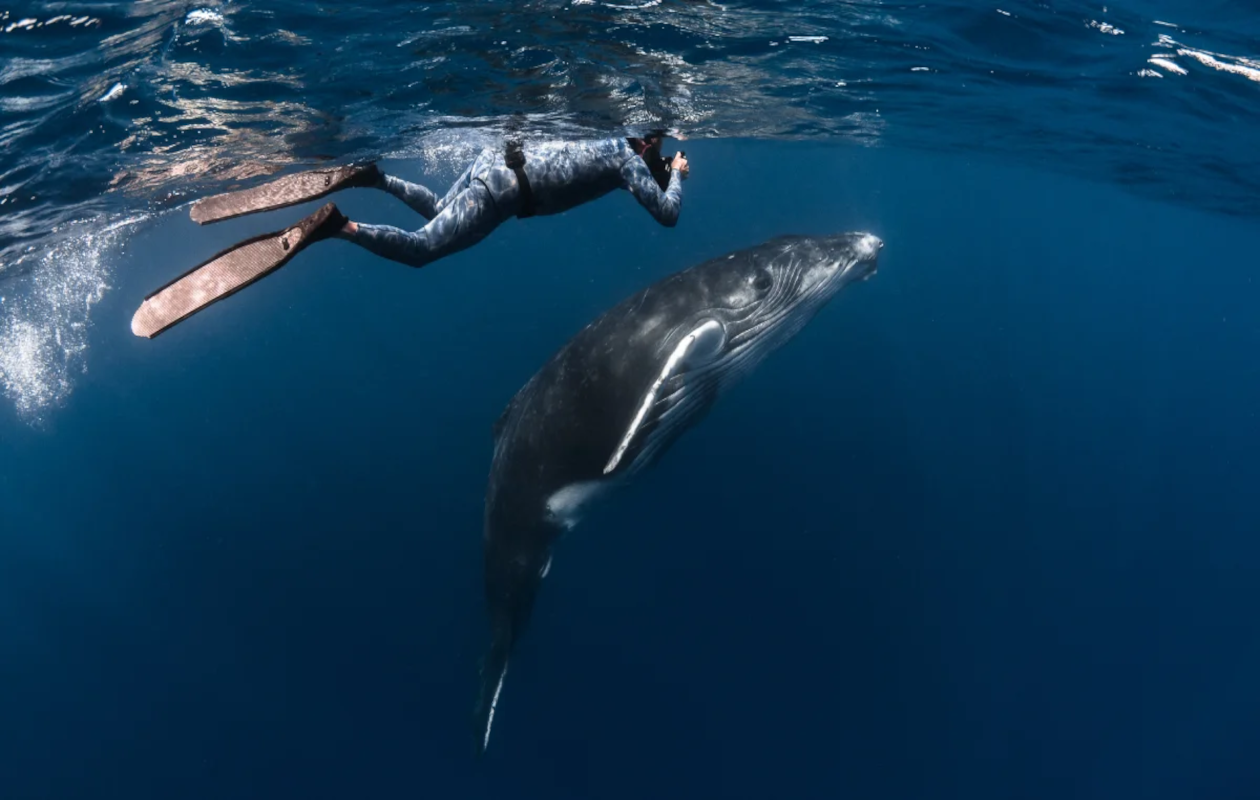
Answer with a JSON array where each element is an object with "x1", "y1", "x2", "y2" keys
[{"x1": 620, "y1": 157, "x2": 683, "y2": 227}]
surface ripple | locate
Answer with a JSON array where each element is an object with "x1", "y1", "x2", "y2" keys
[{"x1": 1, "y1": 0, "x2": 1257, "y2": 414}]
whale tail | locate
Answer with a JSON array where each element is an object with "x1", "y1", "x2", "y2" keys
[{"x1": 472, "y1": 624, "x2": 514, "y2": 757}]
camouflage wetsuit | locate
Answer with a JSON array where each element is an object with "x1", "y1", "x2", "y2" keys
[{"x1": 337, "y1": 138, "x2": 683, "y2": 268}]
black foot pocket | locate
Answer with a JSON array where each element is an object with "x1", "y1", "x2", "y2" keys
[{"x1": 300, "y1": 202, "x2": 348, "y2": 244}]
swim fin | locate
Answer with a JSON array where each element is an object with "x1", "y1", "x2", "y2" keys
[
  {"x1": 131, "y1": 202, "x2": 347, "y2": 339},
  {"x1": 189, "y1": 162, "x2": 380, "y2": 225}
]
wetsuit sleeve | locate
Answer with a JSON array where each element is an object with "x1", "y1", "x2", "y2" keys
[{"x1": 620, "y1": 157, "x2": 683, "y2": 227}]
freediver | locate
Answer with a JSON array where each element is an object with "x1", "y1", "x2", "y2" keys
[{"x1": 131, "y1": 131, "x2": 690, "y2": 338}]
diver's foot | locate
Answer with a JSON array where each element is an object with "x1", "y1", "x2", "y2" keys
[
  {"x1": 344, "y1": 161, "x2": 383, "y2": 189},
  {"x1": 301, "y1": 202, "x2": 350, "y2": 244}
]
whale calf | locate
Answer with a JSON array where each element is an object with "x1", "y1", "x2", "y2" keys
[{"x1": 474, "y1": 231, "x2": 883, "y2": 753}]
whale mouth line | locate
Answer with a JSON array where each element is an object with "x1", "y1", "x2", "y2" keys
[{"x1": 841, "y1": 257, "x2": 878, "y2": 280}]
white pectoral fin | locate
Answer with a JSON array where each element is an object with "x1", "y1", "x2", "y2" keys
[{"x1": 603, "y1": 319, "x2": 726, "y2": 475}]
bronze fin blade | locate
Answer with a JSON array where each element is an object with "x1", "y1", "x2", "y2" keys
[
  {"x1": 189, "y1": 163, "x2": 377, "y2": 225},
  {"x1": 132, "y1": 202, "x2": 344, "y2": 339}
]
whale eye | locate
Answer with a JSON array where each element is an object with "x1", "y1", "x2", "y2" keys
[{"x1": 751, "y1": 268, "x2": 773, "y2": 296}]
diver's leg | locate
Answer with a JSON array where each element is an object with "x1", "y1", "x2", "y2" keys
[
  {"x1": 372, "y1": 146, "x2": 495, "y2": 221},
  {"x1": 189, "y1": 146, "x2": 493, "y2": 226},
  {"x1": 337, "y1": 179, "x2": 502, "y2": 269},
  {"x1": 376, "y1": 174, "x2": 442, "y2": 220}
]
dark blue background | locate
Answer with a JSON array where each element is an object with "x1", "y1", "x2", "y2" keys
[{"x1": 2, "y1": 140, "x2": 1258, "y2": 799}]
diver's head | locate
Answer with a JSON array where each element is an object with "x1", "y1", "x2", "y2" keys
[
  {"x1": 627, "y1": 129, "x2": 673, "y2": 190},
  {"x1": 628, "y1": 128, "x2": 667, "y2": 155}
]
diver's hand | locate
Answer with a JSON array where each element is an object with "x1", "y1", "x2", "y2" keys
[{"x1": 672, "y1": 152, "x2": 689, "y2": 179}]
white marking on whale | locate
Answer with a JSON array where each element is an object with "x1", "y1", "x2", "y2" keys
[
  {"x1": 483, "y1": 664, "x2": 509, "y2": 751},
  {"x1": 546, "y1": 480, "x2": 611, "y2": 530},
  {"x1": 604, "y1": 318, "x2": 725, "y2": 474}
]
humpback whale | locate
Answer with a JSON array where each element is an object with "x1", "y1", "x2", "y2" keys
[{"x1": 475, "y1": 231, "x2": 883, "y2": 753}]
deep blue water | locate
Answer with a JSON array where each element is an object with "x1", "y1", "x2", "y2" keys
[{"x1": 3, "y1": 3, "x2": 1260, "y2": 800}]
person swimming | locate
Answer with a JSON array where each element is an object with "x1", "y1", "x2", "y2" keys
[{"x1": 131, "y1": 132, "x2": 690, "y2": 338}]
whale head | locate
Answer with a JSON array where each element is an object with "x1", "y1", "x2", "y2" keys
[
  {"x1": 594, "y1": 231, "x2": 884, "y2": 477},
  {"x1": 726, "y1": 231, "x2": 880, "y2": 318},
  {"x1": 685, "y1": 231, "x2": 883, "y2": 382}
]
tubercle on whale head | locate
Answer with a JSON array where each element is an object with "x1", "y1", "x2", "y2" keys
[
  {"x1": 777, "y1": 231, "x2": 882, "y2": 298},
  {"x1": 837, "y1": 232, "x2": 882, "y2": 281},
  {"x1": 851, "y1": 232, "x2": 883, "y2": 259}
]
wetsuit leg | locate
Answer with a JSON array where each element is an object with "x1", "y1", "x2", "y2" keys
[
  {"x1": 377, "y1": 174, "x2": 442, "y2": 220},
  {"x1": 339, "y1": 178, "x2": 504, "y2": 269},
  {"x1": 375, "y1": 147, "x2": 497, "y2": 221}
]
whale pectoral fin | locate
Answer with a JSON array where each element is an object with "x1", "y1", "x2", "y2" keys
[{"x1": 604, "y1": 318, "x2": 726, "y2": 475}]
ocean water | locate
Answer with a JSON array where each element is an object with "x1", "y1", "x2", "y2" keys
[{"x1": 2, "y1": 2, "x2": 1259, "y2": 799}]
